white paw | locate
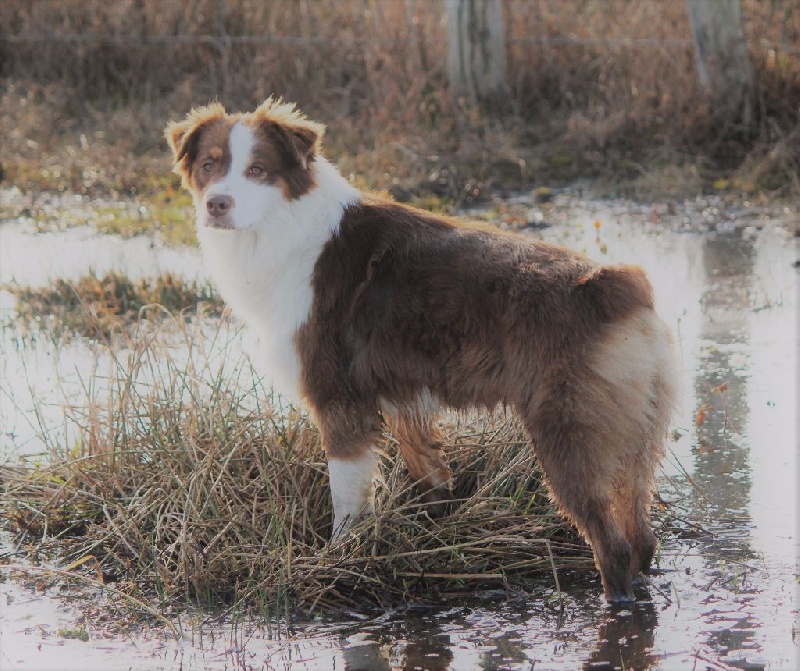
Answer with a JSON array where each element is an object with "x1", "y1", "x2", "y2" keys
[{"x1": 328, "y1": 451, "x2": 378, "y2": 539}]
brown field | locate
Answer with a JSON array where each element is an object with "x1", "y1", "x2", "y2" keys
[{"x1": 1, "y1": 0, "x2": 798, "y2": 203}]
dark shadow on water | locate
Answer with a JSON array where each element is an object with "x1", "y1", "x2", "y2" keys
[
  {"x1": 394, "y1": 614, "x2": 454, "y2": 670},
  {"x1": 583, "y1": 601, "x2": 659, "y2": 670},
  {"x1": 337, "y1": 593, "x2": 664, "y2": 671},
  {"x1": 342, "y1": 641, "x2": 392, "y2": 671}
]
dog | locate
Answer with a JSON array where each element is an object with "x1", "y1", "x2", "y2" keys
[{"x1": 165, "y1": 98, "x2": 678, "y2": 604}]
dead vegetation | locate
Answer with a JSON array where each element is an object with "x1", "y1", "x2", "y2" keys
[
  {"x1": 1, "y1": 0, "x2": 797, "y2": 206},
  {"x1": 3, "y1": 271, "x2": 224, "y2": 339},
  {"x1": 0, "y1": 0, "x2": 791, "y2": 620},
  {"x1": 0, "y1": 319, "x2": 593, "y2": 616}
]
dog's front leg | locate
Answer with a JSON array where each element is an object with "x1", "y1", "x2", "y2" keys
[
  {"x1": 327, "y1": 450, "x2": 379, "y2": 538},
  {"x1": 310, "y1": 398, "x2": 382, "y2": 538}
]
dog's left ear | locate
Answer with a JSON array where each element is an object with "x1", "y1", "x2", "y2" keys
[
  {"x1": 165, "y1": 118, "x2": 190, "y2": 163},
  {"x1": 164, "y1": 103, "x2": 227, "y2": 184},
  {"x1": 273, "y1": 122, "x2": 324, "y2": 170},
  {"x1": 253, "y1": 98, "x2": 325, "y2": 170}
]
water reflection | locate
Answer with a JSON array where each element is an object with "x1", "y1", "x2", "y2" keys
[
  {"x1": 399, "y1": 617, "x2": 454, "y2": 670},
  {"x1": 584, "y1": 603, "x2": 658, "y2": 670},
  {"x1": 342, "y1": 637, "x2": 391, "y2": 670},
  {"x1": 338, "y1": 613, "x2": 456, "y2": 670},
  {"x1": 694, "y1": 229, "x2": 755, "y2": 518},
  {"x1": 333, "y1": 596, "x2": 663, "y2": 670},
  {"x1": 693, "y1": 229, "x2": 765, "y2": 663}
]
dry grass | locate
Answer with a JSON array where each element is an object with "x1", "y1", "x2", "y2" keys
[
  {"x1": 3, "y1": 271, "x2": 224, "y2": 339},
  {"x1": 0, "y1": 317, "x2": 593, "y2": 616},
  {"x1": 1, "y1": 0, "x2": 797, "y2": 204}
]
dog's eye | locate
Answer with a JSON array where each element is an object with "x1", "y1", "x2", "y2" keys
[
  {"x1": 248, "y1": 164, "x2": 265, "y2": 176},
  {"x1": 202, "y1": 161, "x2": 215, "y2": 172}
]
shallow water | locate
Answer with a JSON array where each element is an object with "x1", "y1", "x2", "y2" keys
[{"x1": 0, "y1": 195, "x2": 797, "y2": 670}]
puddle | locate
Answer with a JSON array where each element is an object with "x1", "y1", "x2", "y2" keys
[
  {"x1": 1, "y1": 195, "x2": 798, "y2": 669},
  {"x1": 0, "y1": 221, "x2": 203, "y2": 287}
]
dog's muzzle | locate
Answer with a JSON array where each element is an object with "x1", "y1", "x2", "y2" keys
[{"x1": 204, "y1": 195, "x2": 235, "y2": 229}]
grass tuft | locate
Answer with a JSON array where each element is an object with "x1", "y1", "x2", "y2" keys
[
  {"x1": 3, "y1": 271, "x2": 224, "y2": 340},
  {"x1": 0, "y1": 318, "x2": 592, "y2": 616}
]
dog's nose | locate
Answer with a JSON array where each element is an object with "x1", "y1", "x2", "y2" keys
[{"x1": 206, "y1": 195, "x2": 233, "y2": 217}]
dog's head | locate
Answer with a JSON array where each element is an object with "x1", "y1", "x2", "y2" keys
[{"x1": 165, "y1": 98, "x2": 325, "y2": 231}]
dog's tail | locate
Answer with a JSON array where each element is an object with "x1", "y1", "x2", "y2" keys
[{"x1": 573, "y1": 264, "x2": 654, "y2": 324}]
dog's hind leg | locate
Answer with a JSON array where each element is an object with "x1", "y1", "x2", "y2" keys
[
  {"x1": 526, "y1": 419, "x2": 636, "y2": 603},
  {"x1": 602, "y1": 435, "x2": 659, "y2": 584},
  {"x1": 611, "y1": 477, "x2": 658, "y2": 584},
  {"x1": 530, "y1": 310, "x2": 677, "y2": 601},
  {"x1": 521, "y1": 368, "x2": 641, "y2": 604},
  {"x1": 385, "y1": 415, "x2": 453, "y2": 518},
  {"x1": 610, "y1": 429, "x2": 665, "y2": 583},
  {"x1": 630, "y1": 496, "x2": 659, "y2": 581}
]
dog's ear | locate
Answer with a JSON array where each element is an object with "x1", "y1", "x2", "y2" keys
[
  {"x1": 273, "y1": 122, "x2": 324, "y2": 170},
  {"x1": 164, "y1": 103, "x2": 227, "y2": 183},
  {"x1": 253, "y1": 97, "x2": 325, "y2": 170},
  {"x1": 164, "y1": 118, "x2": 194, "y2": 164}
]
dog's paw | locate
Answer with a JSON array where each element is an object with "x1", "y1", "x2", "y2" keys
[
  {"x1": 422, "y1": 484, "x2": 454, "y2": 519},
  {"x1": 330, "y1": 506, "x2": 375, "y2": 541}
]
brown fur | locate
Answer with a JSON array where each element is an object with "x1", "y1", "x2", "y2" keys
[
  {"x1": 166, "y1": 102, "x2": 678, "y2": 604},
  {"x1": 294, "y1": 195, "x2": 676, "y2": 602}
]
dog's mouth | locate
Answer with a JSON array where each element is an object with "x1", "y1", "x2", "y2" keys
[
  {"x1": 204, "y1": 215, "x2": 236, "y2": 230},
  {"x1": 202, "y1": 216, "x2": 258, "y2": 233}
]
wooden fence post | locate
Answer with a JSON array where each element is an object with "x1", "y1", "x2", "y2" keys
[
  {"x1": 686, "y1": 0, "x2": 754, "y2": 126},
  {"x1": 446, "y1": 0, "x2": 508, "y2": 103}
]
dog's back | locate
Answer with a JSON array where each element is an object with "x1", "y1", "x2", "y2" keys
[{"x1": 300, "y1": 197, "x2": 661, "y2": 411}]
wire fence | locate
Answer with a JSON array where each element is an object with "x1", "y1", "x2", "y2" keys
[
  {"x1": 1, "y1": 0, "x2": 797, "y2": 128},
  {"x1": 2, "y1": 1, "x2": 796, "y2": 53}
]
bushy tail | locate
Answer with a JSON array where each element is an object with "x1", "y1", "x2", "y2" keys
[{"x1": 574, "y1": 264, "x2": 655, "y2": 323}]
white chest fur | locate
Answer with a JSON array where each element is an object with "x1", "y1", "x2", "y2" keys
[{"x1": 196, "y1": 158, "x2": 359, "y2": 403}]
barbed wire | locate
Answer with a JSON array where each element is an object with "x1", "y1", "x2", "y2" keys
[
  {"x1": 2, "y1": 32, "x2": 796, "y2": 55},
  {"x1": 1, "y1": 0, "x2": 796, "y2": 55}
]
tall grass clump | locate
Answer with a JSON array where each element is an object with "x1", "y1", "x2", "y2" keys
[
  {"x1": 3, "y1": 271, "x2": 224, "y2": 340},
  {"x1": 0, "y1": 317, "x2": 592, "y2": 616}
]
